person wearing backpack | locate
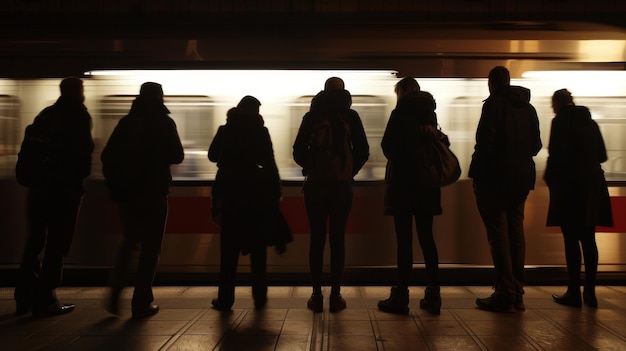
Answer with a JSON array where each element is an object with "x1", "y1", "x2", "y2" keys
[
  {"x1": 377, "y1": 77, "x2": 444, "y2": 315},
  {"x1": 101, "y1": 82, "x2": 184, "y2": 319},
  {"x1": 293, "y1": 77, "x2": 369, "y2": 313},
  {"x1": 14, "y1": 77, "x2": 94, "y2": 317},
  {"x1": 469, "y1": 66, "x2": 542, "y2": 313}
]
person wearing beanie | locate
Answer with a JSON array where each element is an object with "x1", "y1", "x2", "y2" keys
[{"x1": 101, "y1": 82, "x2": 184, "y2": 319}]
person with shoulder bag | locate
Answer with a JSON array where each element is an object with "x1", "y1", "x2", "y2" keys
[{"x1": 377, "y1": 77, "x2": 445, "y2": 315}]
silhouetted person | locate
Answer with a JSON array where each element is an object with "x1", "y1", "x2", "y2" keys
[
  {"x1": 469, "y1": 66, "x2": 542, "y2": 313},
  {"x1": 101, "y1": 82, "x2": 184, "y2": 319},
  {"x1": 545, "y1": 89, "x2": 612, "y2": 308},
  {"x1": 378, "y1": 77, "x2": 442, "y2": 315},
  {"x1": 293, "y1": 77, "x2": 369, "y2": 313},
  {"x1": 14, "y1": 77, "x2": 94, "y2": 317},
  {"x1": 208, "y1": 96, "x2": 282, "y2": 311}
]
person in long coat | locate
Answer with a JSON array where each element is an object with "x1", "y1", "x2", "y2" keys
[
  {"x1": 377, "y1": 77, "x2": 443, "y2": 315},
  {"x1": 208, "y1": 96, "x2": 282, "y2": 311},
  {"x1": 545, "y1": 89, "x2": 612, "y2": 308}
]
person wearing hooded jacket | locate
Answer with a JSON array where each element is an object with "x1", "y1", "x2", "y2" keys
[
  {"x1": 377, "y1": 77, "x2": 443, "y2": 315},
  {"x1": 101, "y1": 82, "x2": 184, "y2": 319},
  {"x1": 208, "y1": 96, "x2": 282, "y2": 311},
  {"x1": 14, "y1": 77, "x2": 94, "y2": 318},
  {"x1": 293, "y1": 77, "x2": 369, "y2": 313},
  {"x1": 469, "y1": 66, "x2": 542, "y2": 313},
  {"x1": 545, "y1": 89, "x2": 612, "y2": 308}
]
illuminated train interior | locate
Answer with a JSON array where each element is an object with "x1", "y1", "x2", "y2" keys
[{"x1": 2, "y1": 22, "x2": 626, "y2": 283}]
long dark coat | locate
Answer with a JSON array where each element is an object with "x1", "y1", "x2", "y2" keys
[
  {"x1": 544, "y1": 105, "x2": 613, "y2": 227},
  {"x1": 381, "y1": 91, "x2": 442, "y2": 215},
  {"x1": 208, "y1": 107, "x2": 283, "y2": 251}
]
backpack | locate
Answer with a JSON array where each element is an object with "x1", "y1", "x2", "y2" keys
[
  {"x1": 101, "y1": 118, "x2": 146, "y2": 201},
  {"x1": 15, "y1": 112, "x2": 55, "y2": 187},
  {"x1": 306, "y1": 113, "x2": 353, "y2": 182},
  {"x1": 414, "y1": 125, "x2": 461, "y2": 187}
]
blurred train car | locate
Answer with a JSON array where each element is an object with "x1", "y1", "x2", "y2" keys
[{"x1": 2, "y1": 23, "x2": 626, "y2": 284}]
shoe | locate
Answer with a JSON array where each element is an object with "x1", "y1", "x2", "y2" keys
[
  {"x1": 514, "y1": 294, "x2": 526, "y2": 311},
  {"x1": 15, "y1": 302, "x2": 31, "y2": 316},
  {"x1": 329, "y1": 294, "x2": 346, "y2": 313},
  {"x1": 211, "y1": 298, "x2": 232, "y2": 311},
  {"x1": 378, "y1": 286, "x2": 409, "y2": 315},
  {"x1": 32, "y1": 301, "x2": 75, "y2": 318},
  {"x1": 132, "y1": 304, "x2": 159, "y2": 319},
  {"x1": 254, "y1": 296, "x2": 267, "y2": 310},
  {"x1": 307, "y1": 293, "x2": 323, "y2": 313},
  {"x1": 552, "y1": 293, "x2": 582, "y2": 307},
  {"x1": 476, "y1": 294, "x2": 515, "y2": 313},
  {"x1": 583, "y1": 291, "x2": 598, "y2": 308},
  {"x1": 419, "y1": 286, "x2": 441, "y2": 315},
  {"x1": 105, "y1": 298, "x2": 120, "y2": 316}
]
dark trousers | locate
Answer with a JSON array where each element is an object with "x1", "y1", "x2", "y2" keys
[
  {"x1": 109, "y1": 197, "x2": 167, "y2": 309},
  {"x1": 14, "y1": 189, "x2": 81, "y2": 309},
  {"x1": 474, "y1": 184, "x2": 527, "y2": 302},
  {"x1": 217, "y1": 209, "x2": 267, "y2": 306},
  {"x1": 561, "y1": 223, "x2": 598, "y2": 293},
  {"x1": 304, "y1": 182, "x2": 352, "y2": 296},
  {"x1": 393, "y1": 213, "x2": 438, "y2": 289}
]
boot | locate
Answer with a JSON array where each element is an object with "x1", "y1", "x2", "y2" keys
[
  {"x1": 378, "y1": 286, "x2": 409, "y2": 315},
  {"x1": 419, "y1": 286, "x2": 441, "y2": 315}
]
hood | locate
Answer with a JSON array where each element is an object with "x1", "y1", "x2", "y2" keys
[
  {"x1": 310, "y1": 89, "x2": 352, "y2": 114},
  {"x1": 226, "y1": 106, "x2": 263, "y2": 128},
  {"x1": 501, "y1": 85, "x2": 531, "y2": 106},
  {"x1": 128, "y1": 96, "x2": 170, "y2": 118}
]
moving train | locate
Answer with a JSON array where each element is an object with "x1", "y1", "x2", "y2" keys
[{"x1": 2, "y1": 21, "x2": 626, "y2": 283}]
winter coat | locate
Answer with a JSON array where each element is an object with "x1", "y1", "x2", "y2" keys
[
  {"x1": 208, "y1": 106, "x2": 284, "y2": 252},
  {"x1": 381, "y1": 91, "x2": 442, "y2": 215},
  {"x1": 101, "y1": 97, "x2": 184, "y2": 202},
  {"x1": 292, "y1": 89, "x2": 369, "y2": 182},
  {"x1": 544, "y1": 105, "x2": 613, "y2": 227},
  {"x1": 468, "y1": 85, "x2": 542, "y2": 203}
]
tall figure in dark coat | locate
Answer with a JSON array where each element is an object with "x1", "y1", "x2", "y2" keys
[
  {"x1": 545, "y1": 89, "x2": 612, "y2": 308},
  {"x1": 101, "y1": 82, "x2": 184, "y2": 319},
  {"x1": 293, "y1": 77, "x2": 369, "y2": 313},
  {"x1": 469, "y1": 66, "x2": 542, "y2": 313},
  {"x1": 208, "y1": 96, "x2": 282, "y2": 311},
  {"x1": 377, "y1": 77, "x2": 443, "y2": 315},
  {"x1": 14, "y1": 77, "x2": 94, "y2": 317}
]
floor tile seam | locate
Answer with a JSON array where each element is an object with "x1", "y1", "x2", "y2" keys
[
  {"x1": 310, "y1": 311, "x2": 324, "y2": 351},
  {"x1": 157, "y1": 309, "x2": 209, "y2": 351},
  {"x1": 369, "y1": 309, "x2": 400, "y2": 351},
  {"x1": 447, "y1": 307, "x2": 543, "y2": 351},
  {"x1": 532, "y1": 308, "x2": 605, "y2": 350},
  {"x1": 595, "y1": 319, "x2": 626, "y2": 343}
]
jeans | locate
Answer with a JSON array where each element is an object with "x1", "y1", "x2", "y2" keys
[
  {"x1": 14, "y1": 189, "x2": 82, "y2": 308},
  {"x1": 109, "y1": 196, "x2": 168, "y2": 309},
  {"x1": 304, "y1": 182, "x2": 352, "y2": 296},
  {"x1": 474, "y1": 184, "x2": 527, "y2": 302}
]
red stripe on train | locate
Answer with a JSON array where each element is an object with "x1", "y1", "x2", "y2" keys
[{"x1": 165, "y1": 196, "x2": 374, "y2": 234}]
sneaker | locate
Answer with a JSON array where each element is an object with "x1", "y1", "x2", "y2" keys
[
  {"x1": 211, "y1": 298, "x2": 232, "y2": 311},
  {"x1": 552, "y1": 292, "x2": 582, "y2": 307},
  {"x1": 476, "y1": 294, "x2": 515, "y2": 313},
  {"x1": 514, "y1": 294, "x2": 525, "y2": 311},
  {"x1": 307, "y1": 294, "x2": 323, "y2": 313},
  {"x1": 329, "y1": 294, "x2": 346, "y2": 313}
]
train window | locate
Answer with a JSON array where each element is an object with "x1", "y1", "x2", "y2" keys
[
  {"x1": 289, "y1": 95, "x2": 389, "y2": 181},
  {"x1": 97, "y1": 95, "x2": 217, "y2": 180},
  {"x1": 0, "y1": 95, "x2": 19, "y2": 178}
]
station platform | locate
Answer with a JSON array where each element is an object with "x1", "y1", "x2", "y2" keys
[{"x1": 2, "y1": 285, "x2": 626, "y2": 351}]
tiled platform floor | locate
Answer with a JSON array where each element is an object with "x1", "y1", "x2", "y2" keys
[{"x1": 1, "y1": 285, "x2": 626, "y2": 351}]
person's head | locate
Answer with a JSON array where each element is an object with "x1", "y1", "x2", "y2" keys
[
  {"x1": 394, "y1": 76, "x2": 421, "y2": 101},
  {"x1": 139, "y1": 82, "x2": 164, "y2": 103},
  {"x1": 59, "y1": 77, "x2": 84, "y2": 103},
  {"x1": 552, "y1": 88, "x2": 574, "y2": 114},
  {"x1": 324, "y1": 77, "x2": 345, "y2": 91},
  {"x1": 237, "y1": 95, "x2": 261, "y2": 114},
  {"x1": 488, "y1": 66, "x2": 511, "y2": 94},
  {"x1": 416, "y1": 90, "x2": 436, "y2": 111}
]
